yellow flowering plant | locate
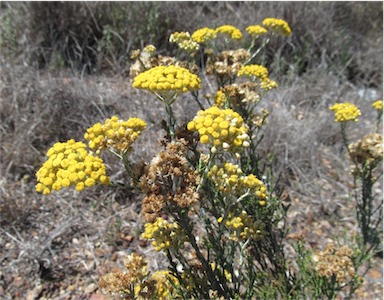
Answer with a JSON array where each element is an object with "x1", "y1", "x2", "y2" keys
[
  {"x1": 329, "y1": 100, "x2": 383, "y2": 274},
  {"x1": 36, "y1": 18, "x2": 369, "y2": 299},
  {"x1": 372, "y1": 100, "x2": 383, "y2": 132}
]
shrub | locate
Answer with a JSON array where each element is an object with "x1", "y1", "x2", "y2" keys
[{"x1": 34, "y1": 19, "x2": 381, "y2": 299}]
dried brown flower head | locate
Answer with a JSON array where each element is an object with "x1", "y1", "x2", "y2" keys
[
  {"x1": 130, "y1": 49, "x2": 198, "y2": 78},
  {"x1": 349, "y1": 133, "x2": 383, "y2": 165},
  {"x1": 98, "y1": 253, "x2": 149, "y2": 298},
  {"x1": 312, "y1": 243, "x2": 358, "y2": 284},
  {"x1": 139, "y1": 139, "x2": 200, "y2": 222},
  {"x1": 206, "y1": 49, "x2": 250, "y2": 77}
]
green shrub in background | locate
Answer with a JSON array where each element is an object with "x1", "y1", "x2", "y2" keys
[{"x1": 35, "y1": 18, "x2": 382, "y2": 299}]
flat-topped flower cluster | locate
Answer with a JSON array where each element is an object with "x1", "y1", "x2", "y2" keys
[
  {"x1": 187, "y1": 106, "x2": 250, "y2": 155},
  {"x1": 84, "y1": 116, "x2": 146, "y2": 154},
  {"x1": 35, "y1": 139, "x2": 110, "y2": 194},
  {"x1": 132, "y1": 65, "x2": 201, "y2": 96}
]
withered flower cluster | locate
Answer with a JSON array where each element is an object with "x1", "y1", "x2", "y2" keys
[
  {"x1": 98, "y1": 253, "x2": 150, "y2": 298},
  {"x1": 139, "y1": 139, "x2": 200, "y2": 222},
  {"x1": 130, "y1": 46, "x2": 198, "y2": 78},
  {"x1": 215, "y1": 82, "x2": 260, "y2": 108},
  {"x1": 99, "y1": 253, "x2": 179, "y2": 299},
  {"x1": 206, "y1": 48, "x2": 250, "y2": 80},
  {"x1": 312, "y1": 243, "x2": 359, "y2": 284},
  {"x1": 348, "y1": 133, "x2": 383, "y2": 165}
]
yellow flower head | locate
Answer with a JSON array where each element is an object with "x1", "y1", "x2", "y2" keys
[
  {"x1": 169, "y1": 31, "x2": 200, "y2": 52},
  {"x1": 132, "y1": 65, "x2": 201, "y2": 102},
  {"x1": 84, "y1": 116, "x2": 146, "y2": 154},
  {"x1": 150, "y1": 270, "x2": 179, "y2": 300},
  {"x1": 141, "y1": 218, "x2": 187, "y2": 252},
  {"x1": 238, "y1": 64, "x2": 269, "y2": 79},
  {"x1": 192, "y1": 27, "x2": 217, "y2": 44},
  {"x1": 262, "y1": 18, "x2": 292, "y2": 36},
  {"x1": 372, "y1": 100, "x2": 383, "y2": 111},
  {"x1": 143, "y1": 44, "x2": 156, "y2": 54},
  {"x1": 246, "y1": 25, "x2": 268, "y2": 38},
  {"x1": 187, "y1": 106, "x2": 250, "y2": 154},
  {"x1": 214, "y1": 90, "x2": 227, "y2": 107},
  {"x1": 223, "y1": 211, "x2": 264, "y2": 241},
  {"x1": 215, "y1": 25, "x2": 243, "y2": 40},
  {"x1": 238, "y1": 65, "x2": 278, "y2": 91},
  {"x1": 208, "y1": 163, "x2": 268, "y2": 205},
  {"x1": 35, "y1": 139, "x2": 110, "y2": 194},
  {"x1": 329, "y1": 102, "x2": 361, "y2": 122}
]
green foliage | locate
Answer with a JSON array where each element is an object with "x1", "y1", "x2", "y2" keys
[{"x1": 0, "y1": 5, "x2": 18, "y2": 58}]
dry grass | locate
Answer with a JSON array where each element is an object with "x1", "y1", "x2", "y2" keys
[{"x1": 0, "y1": 2, "x2": 382, "y2": 299}]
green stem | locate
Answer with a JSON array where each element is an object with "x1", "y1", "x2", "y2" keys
[
  {"x1": 245, "y1": 37, "x2": 271, "y2": 65},
  {"x1": 165, "y1": 103, "x2": 177, "y2": 140},
  {"x1": 196, "y1": 153, "x2": 216, "y2": 193},
  {"x1": 175, "y1": 209, "x2": 229, "y2": 298},
  {"x1": 375, "y1": 111, "x2": 382, "y2": 133}
]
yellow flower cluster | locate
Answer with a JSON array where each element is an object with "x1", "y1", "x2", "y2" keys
[
  {"x1": 169, "y1": 31, "x2": 200, "y2": 52},
  {"x1": 237, "y1": 65, "x2": 278, "y2": 90},
  {"x1": 150, "y1": 270, "x2": 180, "y2": 300},
  {"x1": 208, "y1": 163, "x2": 268, "y2": 205},
  {"x1": 214, "y1": 90, "x2": 227, "y2": 107},
  {"x1": 262, "y1": 18, "x2": 292, "y2": 36},
  {"x1": 260, "y1": 78, "x2": 278, "y2": 90},
  {"x1": 372, "y1": 100, "x2": 383, "y2": 111},
  {"x1": 84, "y1": 116, "x2": 146, "y2": 154},
  {"x1": 192, "y1": 27, "x2": 217, "y2": 44},
  {"x1": 312, "y1": 243, "x2": 358, "y2": 284},
  {"x1": 143, "y1": 44, "x2": 156, "y2": 54},
  {"x1": 141, "y1": 217, "x2": 187, "y2": 252},
  {"x1": 187, "y1": 106, "x2": 250, "y2": 154},
  {"x1": 238, "y1": 64, "x2": 269, "y2": 78},
  {"x1": 132, "y1": 65, "x2": 201, "y2": 96},
  {"x1": 215, "y1": 25, "x2": 243, "y2": 40},
  {"x1": 218, "y1": 211, "x2": 264, "y2": 241},
  {"x1": 35, "y1": 139, "x2": 110, "y2": 194},
  {"x1": 246, "y1": 25, "x2": 268, "y2": 38},
  {"x1": 329, "y1": 102, "x2": 361, "y2": 122}
]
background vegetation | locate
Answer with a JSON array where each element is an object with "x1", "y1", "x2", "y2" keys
[{"x1": 0, "y1": 2, "x2": 382, "y2": 299}]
